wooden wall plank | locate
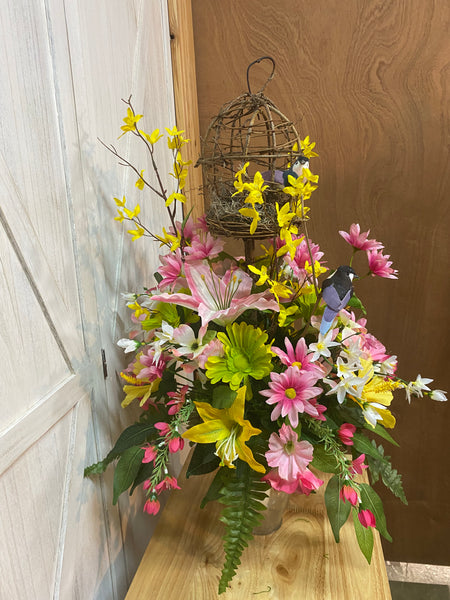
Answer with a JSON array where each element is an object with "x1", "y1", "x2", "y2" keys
[
  {"x1": 191, "y1": 0, "x2": 450, "y2": 565},
  {"x1": 168, "y1": 0, "x2": 204, "y2": 219}
]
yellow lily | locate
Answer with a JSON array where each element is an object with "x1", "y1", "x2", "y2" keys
[{"x1": 182, "y1": 386, "x2": 265, "y2": 473}]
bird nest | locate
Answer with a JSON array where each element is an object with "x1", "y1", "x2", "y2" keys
[{"x1": 197, "y1": 59, "x2": 303, "y2": 239}]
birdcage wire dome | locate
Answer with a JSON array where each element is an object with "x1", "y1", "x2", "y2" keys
[{"x1": 197, "y1": 57, "x2": 303, "y2": 239}]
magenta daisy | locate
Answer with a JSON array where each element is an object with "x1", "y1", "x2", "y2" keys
[
  {"x1": 265, "y1": 423, "x2": 314, "y2": 481},
  {"x1": 339, "y1": 223, "x2": 384, "y2": 252},
  {"x1": 260, "y1": 366, "x2": 323, "y2": 427},
  {"x1": 367, "y1": 249, "x2": 398, "y2": 279}
]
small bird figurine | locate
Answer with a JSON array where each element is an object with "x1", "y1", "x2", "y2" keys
[
  {"x1": 319, "y1": 265, "x2": 357, "y2": 336},
  {"x1": 261, "y1": 155, "x2": 310, "y2": 186}
]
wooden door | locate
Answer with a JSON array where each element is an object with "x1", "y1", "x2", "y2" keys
[{"x1": 0, "y1": 1, "x2": 176, "y2": 598}]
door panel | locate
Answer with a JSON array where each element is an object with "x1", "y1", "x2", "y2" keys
[{"x1": 0, "y1": 1, "x2": 176, "y2": 598}]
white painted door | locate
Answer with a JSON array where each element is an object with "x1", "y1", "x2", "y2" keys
[{"x1": 0, "y1": 1, "x2": 176, "y2": 598}]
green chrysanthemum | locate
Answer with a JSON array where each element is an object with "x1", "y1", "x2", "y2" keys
[{"x1": 205, "y1": 321, "x2": 272, "y2": 390}]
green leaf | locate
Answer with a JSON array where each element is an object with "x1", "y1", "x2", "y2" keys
[
  {"x1": 130, "y1": 460, "x2": 154, "y2": 494},
  {"x1": 113, "y1": 446, "x2": 145, "y2": 504},
  {"x1": 154, "y1": 271, "x2": 163, "y2": 284},
  {"x1": 352, "y1": 508, "x2": 374, "y2": 564},
  {"x1": 109, "y1": 423, "x2": 156, "y2": 456},
  {"x1": 84, "y1": 422, "x2": 157, "y2": 479},
  {"x1": 324, "y1": 475, "x2": 351, "y2": 543},
  {"x1": 84, "y1": 456, "x2": 114, "y2": 477},
  {"x1": 353, "y1": 433, "x2": 389, "y2": 463},
  {"x1": 311, "y1": 445, "x2": 339, "y2": 474},
  {"x1": 364, "y1": 422, "x2": 399, "y2": 447},
  {"x1": 186, "y1": 442, "x2": 220, "y2": 478},
  {"x1": 217, "y1": 460, "x2": 269, "y2": 594},
  {"x1": 359, "y1": 483, "x2": 392, "y2": 542},
  {"x1": 347, "y1": 294, "x2": 367, "y2": 315},
  {"x1": 212, "y1": 386, "x2": 237, "y2": 409}
]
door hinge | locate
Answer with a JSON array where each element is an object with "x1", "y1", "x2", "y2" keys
[{"x1": 101, "y1": 348, "x2": 108, "y2": 379}]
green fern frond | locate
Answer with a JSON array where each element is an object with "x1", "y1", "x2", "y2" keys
[
  {"x1": 217, "y1": 460, "x2": 269, "y2": 594},
  {"x1": 367, "y1": 442, "x2": 408, "y2": 505}
]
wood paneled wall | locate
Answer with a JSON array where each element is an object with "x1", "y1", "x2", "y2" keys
[{"x1": 191, "y1": 0, "x2": 450, "y2": 564}]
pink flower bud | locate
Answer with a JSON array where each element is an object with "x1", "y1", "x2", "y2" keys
[
  {"x1": 340, "y1": 484, "x2": 359, "y2": 506},
  {"x1": 358, "y1": 509, "x2": 376, "y2": 528},
  {"x1": 143, "y1": 498, "x2": 160, "y2": 515},
  {"x1": 154, "y1": 422, "x2": 171, "y2": 437},
  {"x1": 168, "y1": 436, "x2": 184, "y2": 453},
  {"x1": 338, "y1": 423, "x2": 356, "y2": 446},
  {"x1": 350, "y1": 454, "x2": 368, "y2": 475},
  {"x1": 154, "y1": 476, "x2": 181, "y2": 493},
  {"x1": 142, "y1": 445, "x2": 157, "y2": 463}
]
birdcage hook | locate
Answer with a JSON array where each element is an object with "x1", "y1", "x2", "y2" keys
[{"x1": 246, "y1": 56, "x2": 276, "y2": 95}]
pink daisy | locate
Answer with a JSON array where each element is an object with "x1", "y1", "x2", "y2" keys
[
  {"x1": 271, "y1": 337, "x2": 323, "y2": 379},
  {"x1": 339, "y1": 223, "x2": 384, "y2": 252},
  {"x1": 158, "y1": 251, "x2": 184, "y2": 291},
  {"x1": 260, "y1": 366, "x2": 323, "y2": 427},
  {"x1": 265, "y1": 424, "x2": 314, "y2": 481},
  {"x1": 367, "y1": 249, "x2": 398, "y2": 279}
]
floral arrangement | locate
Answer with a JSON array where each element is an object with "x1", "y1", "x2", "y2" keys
[{"x1": 86, "y1": 99, "x2": 447, "y2": 594}]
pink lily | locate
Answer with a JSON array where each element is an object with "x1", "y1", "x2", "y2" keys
[{"x1": 151, "y1": 261, "x2": 279, "y2": 336}]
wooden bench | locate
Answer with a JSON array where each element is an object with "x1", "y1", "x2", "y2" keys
[{"x1": 125, "y1": 461, "x2": 392, "y2": 599}]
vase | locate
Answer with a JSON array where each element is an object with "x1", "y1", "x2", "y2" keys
[{"x1": 253, "y1": 489, "x2": 289, "y2": 535}]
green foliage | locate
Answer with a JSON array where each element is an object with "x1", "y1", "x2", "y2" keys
[
  {"x1": 324, "y1": 475, "x2": 351, "y2": 542},
  {"x1": 186, "y1": 442, "x2": 220, "y2": 478},
  {"x1": 84, "y1": 457, "x2": 114, "y2": 477},
  {"x1": 359, "y1": 483, "x2": 392, "y2": 542},
  {"x1": 364, "y1": 422, "x2": 399, "y2": 447},
  {"x1": 217, "y1": 461, "x2": 269, "y2": 594},
  {"x1": 200, "y1": 469, "x2": 232, "y2": 509},
  {"x1": 352, "y1": 508, "x2": 374, "y2": 563},
  {"x1": 84, "y1": 422, "x2": 156, "y2": 477},
  {"x1": 311, "y1": 445, "x2": 339, "y2": 474},
  {"x1": 113, "y1": 446, "x2": 145, "y2": 504},
  {"x1": 352, "y1": 432, "x2": 389, "y2": 463},
  {"x1": 296, "y1": 290, "x2": 318, "y2": 321},
  {"x1": 212, "y1": 385, "x2": 237, "y2": 409},
  {"x1": 347, "y1": 294, "x2": 367, "y2": 315},
  {"x1": 367, "y1": 442, "x2": 408, "y2": 505}
]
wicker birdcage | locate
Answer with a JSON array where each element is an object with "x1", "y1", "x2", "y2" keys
[{"x1": 197, "y1": 57, "x2": 303, "y2": 239}]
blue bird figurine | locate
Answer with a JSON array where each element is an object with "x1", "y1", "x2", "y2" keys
[
  {"x1": 319, "y1": 265, "x2": 357, "y2": 336},
  {"x1": 261, "y1": 154, "x2": 310, "y2": 186}
]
